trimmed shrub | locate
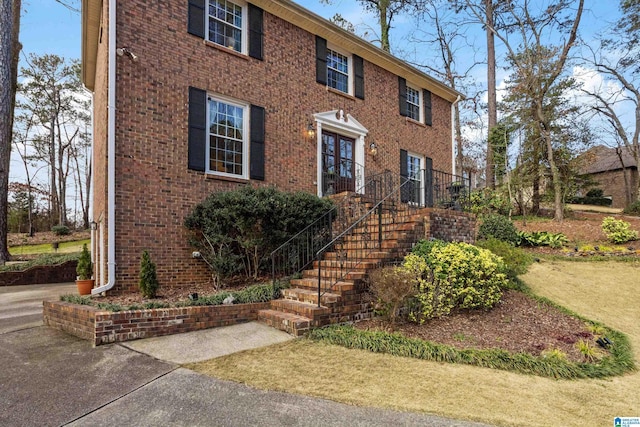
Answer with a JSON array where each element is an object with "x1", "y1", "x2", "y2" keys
[
  {"x1": 476, "y1": 238, "x2": 533, "y2": 279},
  {"x1": 184, "y1": 186, "x2": 334, "y2": 280},
  {"x1": 139, "y1": 250, "x2": 159, "y2": 298},
  {"x1": 76, "y1": 244, "x2": 93, "y2": 280},
  {"x1": 469, "y1": 188, "x2": 511, "y2": 216},
  {"x1": 623, "y1": 201, "x2": 640, "y2": 216},
  {"x1": 477, "y1": 214, "x2": 519, "y2": 245},
  {"x1": 601, "y1": 217, "x2": 639, "y2": 244},
  {"x1": 368, "y1": 266, "x2": 417, "y2": 324},
  {"x1": 403, "y1": 242, "x2": 507, "y2": 323},
  {"x1": 52, "y1": 225, "x2": 70, "y2": 236},
  {"x1": 411, "y1": 239, "x2": 447, "y2": 260}
]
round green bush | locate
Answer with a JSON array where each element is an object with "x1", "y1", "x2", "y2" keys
[
  {"x1": 52, "y1": 225, "x2": 71, "y2": 236},
  {"x1": 403, "y1": 242, "x2": 507, "y2": 323},
  {"x1": 601, "y1": 216, "x2": 638, "y2": 244},
  {"x1": 477, "y1": 214, "x2": 519, "y2": 244},
  {"x1": 476, "y1": 237, "x2": 533, "y2": 280}
]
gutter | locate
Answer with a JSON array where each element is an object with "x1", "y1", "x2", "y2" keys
[
  {"x1": 451, "y1": 95, "x2": 462, "y2": 176},
  {"x1": 92, "y1": 0, "x2": 116, "y2": 295}
]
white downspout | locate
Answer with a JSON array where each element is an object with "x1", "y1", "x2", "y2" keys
[
  {"x1": 451, "y1": 95, "x2": 462, "y2": 176},
  {"x1": 92, "y1": 0, "x2": 116, "y2": 295}
]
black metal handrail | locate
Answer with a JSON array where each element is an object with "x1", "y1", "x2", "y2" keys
[
  {"x1": 270, "y1": 168, "x2": 392, "y2": 286},
  {"x1": 314, "y1": 172, "x2": 421, "y2": 305}
]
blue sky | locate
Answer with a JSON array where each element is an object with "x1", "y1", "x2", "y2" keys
[{"x1": 13, "y1": 0, "x2": 624, "y2": 185}]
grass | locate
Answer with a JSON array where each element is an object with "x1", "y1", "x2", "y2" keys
[
  {"x1": 187, "y1": 260, "x2": 640, "y2": 427},
  {"x1": 9, "y1": 239, "x2": 90, "y2": 256}
]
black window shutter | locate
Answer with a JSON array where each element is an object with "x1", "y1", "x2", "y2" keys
[
  {"x1": 188, "y1": 0, "x2": 205, "y2": 39},
  {"x1": 316, "y1": 36, "x2": 327, "y2": 85},
  {"x1": 424, "y1": 156, "x2": 433, "y2": 207},
  {"x1": 400, "y1": 149, "x2": 409, "y2": 203},
  {"x1": 424, "y1": 89, "x2": 432, "y2": 126},
  {"x1": 398, "y1": 77, "x2": 408, "y2": 117},
  {"x1": 188, "y1": 87, "x2": 207, "y2": 172},
  {"x1": 354, "y1": 55, "x2": 364, "y2": 99},
  {"x1": 248, "y1": 4, "x2": 263, "y2": 60},
  {"x1": 250, "y1": 105, "x2": 266, "y2": 181}
]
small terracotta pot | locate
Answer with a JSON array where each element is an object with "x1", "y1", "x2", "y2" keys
[{"x1": 76, "y1": 279, "x2": 94, "y2": 296}]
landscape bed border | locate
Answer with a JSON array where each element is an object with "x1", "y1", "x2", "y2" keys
[{"x1": 43, "y1": 300, "x2": 270, "y2": 346}]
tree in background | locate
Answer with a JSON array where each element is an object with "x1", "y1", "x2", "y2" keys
[
  {"x1": 580, "y1": 0, "x2": 640, "y2": 207},
  {"x1": 0, "y1": 0, "x2": 21, "y2": 265},
  {"x1": 17, "y1": 54, "x2": 90, "y2": 228}
]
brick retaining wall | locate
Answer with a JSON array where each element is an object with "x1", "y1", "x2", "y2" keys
[
  {"x1": 43, "y1": 301, "x2": 270, "y2": 346},
  {"x1": 426, "y1": 208, "x2": 476, "y2": 243},
  {"x1": 0, "y1": 261, "x2": 78, "y2": 286}
]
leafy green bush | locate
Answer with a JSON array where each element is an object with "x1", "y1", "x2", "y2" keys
[
  {"x1": 517, "y1": 231, "x2": 568, "y2": 248},
  {"x1": 623, "y1": 201, "x2": 640, "y2": 216},
  {"x1": 476, "y1": 238, "x2": 533, "y2": 279},
  {"x1": 51, "y1": 225, "x2": 70, "y2": 236},
  {"x1": 477, "y1": 214, "x2": 519, "y2": 245},
  {"x1": 368, "y1": 266, "x2": 417, "y2": 324},
  {"x1": 469, "y1": 188, "x2": 511, "y2": 216},
  {"x1": 403, "y1": 242, "x2": 506, "y2": 322},
  {"x1": 601, "y1": 217, "x2": 639, "y2": 244},
  {"x1": 139, "y1": 250, "x2": 159, "y2": 298},
  {"x1": 184, "y1": 186, "x2": 334, "y2": 279},
  {"x1": 411, "y1": 239, "x2": 447, "y2": 260},
  {"x1": 180, "y1": 282, "x2": 288, "y2": 307}
]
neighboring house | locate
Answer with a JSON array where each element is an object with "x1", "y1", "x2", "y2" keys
[
  {"x1": 82, "y1": 0, "x2": 464, "y2": 294},
  {"x1": 578, "y1": 145, "x2": 639, "y2": 209}
]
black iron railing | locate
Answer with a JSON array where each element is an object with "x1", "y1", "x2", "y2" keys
[{"x1": 314, "y1": 172, "x2": 421, "y2": 305}]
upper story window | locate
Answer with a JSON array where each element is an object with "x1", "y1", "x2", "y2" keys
[
  {"x1": 406, "y1": 86, "x2": 421, "y2": 122},
  {"x1": 398, "y1": 77, "x2": 432, "y2": 126},
  {"x1": 207, "y1": 0, "x2": 246, "y2": 53},
  {"x1": 315, "y1": 36, "x2": 365, "y2": 99},
  {"x1": 189, "y1": 0, "x2": 263, "y2": 60},
  {"x1": 327, "y1": 49, "x2": 350, "y2": 94},
  {"x1": 208, "y1": 96, "x2": 248, "y2": 178}
]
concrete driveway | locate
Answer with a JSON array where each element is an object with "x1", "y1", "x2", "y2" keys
[{"x1": 0, "y1": 283, "x2": 492, "y2": 427}]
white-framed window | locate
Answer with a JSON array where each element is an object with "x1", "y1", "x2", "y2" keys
[
  {"x1": 207, "y1": 0, "x2": 247, "y2": 53},
  {"x1": 327, "y1": 48, "x2": 352, "y2": 94},
  {"x1": 207, "y1": 95, "x2": 249, "y2": 178},
  {"x1": 407, "y1": 152, "x2": 424, "y2": 205},
  {"x1": 406, "y1": 85, "x2": 422, "y2": 122}
]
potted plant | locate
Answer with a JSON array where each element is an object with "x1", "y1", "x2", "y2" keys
[{"x1": 76, "y1": 243, "x2": 94, "y2": 295}]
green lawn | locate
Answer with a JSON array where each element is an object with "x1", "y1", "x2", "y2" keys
[{"x1": 9, "y1": 239, "x2": 90, "y2": 256}]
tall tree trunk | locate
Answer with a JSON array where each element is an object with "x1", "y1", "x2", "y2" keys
[
  {"x1": 379, "y1": 1, "x2": 391, "y2": 52},
  {"x1": 485, "y1": 0, "x2": 496, "y2": 189},
  {"x1": 0, "y1": 0, "x2": 20, "y2": 264}
]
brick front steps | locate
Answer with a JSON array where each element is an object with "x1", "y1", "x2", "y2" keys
[
  {"x1": 43, "y1": 300, "x2": 269, "y2": 346},
  {"x1": 258, "y1": 207, "x2": 476, "y2": 336}
]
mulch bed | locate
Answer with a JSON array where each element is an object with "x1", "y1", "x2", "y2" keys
[{"x1": 354, "y1": 290, "x2": 601, "y2": 364}]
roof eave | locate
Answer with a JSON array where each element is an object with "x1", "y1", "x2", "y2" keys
[{"x1": 82, "y1": 0, "x2": 102, "y2": 92}]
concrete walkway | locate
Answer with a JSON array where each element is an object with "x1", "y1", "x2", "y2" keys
[{"x1": 0, "y1": 283, "x2": 493, "y2": 427}]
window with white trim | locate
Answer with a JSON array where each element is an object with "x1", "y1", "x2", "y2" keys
[
  {"x1": 406, "y1": 86, "x2": 421, "y2": 122},
  {"x1": 327, "y1": 48, "x2": 351, "y2": 94},
  {"x1": 207, "y1": 0, "x2": 246, "y2": 53},
  {"x1": 207, "y1": 96, "x2": 248, "y2": 177}
]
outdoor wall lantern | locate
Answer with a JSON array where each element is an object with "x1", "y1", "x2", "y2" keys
[
  {"x1": 307, "y1": 122, "x2": 316, "y2": 140},
  {"x1": 369, "y1": 142, "x2": 378, "y2": 157}
]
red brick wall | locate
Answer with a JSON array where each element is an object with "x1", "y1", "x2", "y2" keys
[
  {"x1": 95, "y1": 1, "x2": 454, "y2": 292},
  {"x1": 425, "y1": 209, "x2": 476, "y2": 244},
  {"x1": 44, "y1": 300, "x2": 270, "y2": 346},
  {"x1": 590, "y1": 169, "x2": 639, "y2": 208}
]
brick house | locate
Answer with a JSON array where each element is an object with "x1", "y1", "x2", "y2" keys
[
  {"x1": 578, "y1": 145, "x2": 639, "y2": 208},
  {"x1": 81, "y1": 0, "x2": 464, "y2": 295}
]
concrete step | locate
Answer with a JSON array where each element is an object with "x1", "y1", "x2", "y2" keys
[{"x1": 257, "y1": 309, "x2": 311, "y2": 337}]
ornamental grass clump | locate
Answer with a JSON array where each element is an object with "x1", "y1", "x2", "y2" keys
[
  {"x1": 601, "y1": 217, "x2": 638, "y2": 244},
  {"x1": 405, "y1": 241, "x2": 507, "y2": 323}
]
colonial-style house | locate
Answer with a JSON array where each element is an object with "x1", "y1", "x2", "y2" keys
[{"x1": 81, "y1": 0, "x2": 465, "y2": 297}]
